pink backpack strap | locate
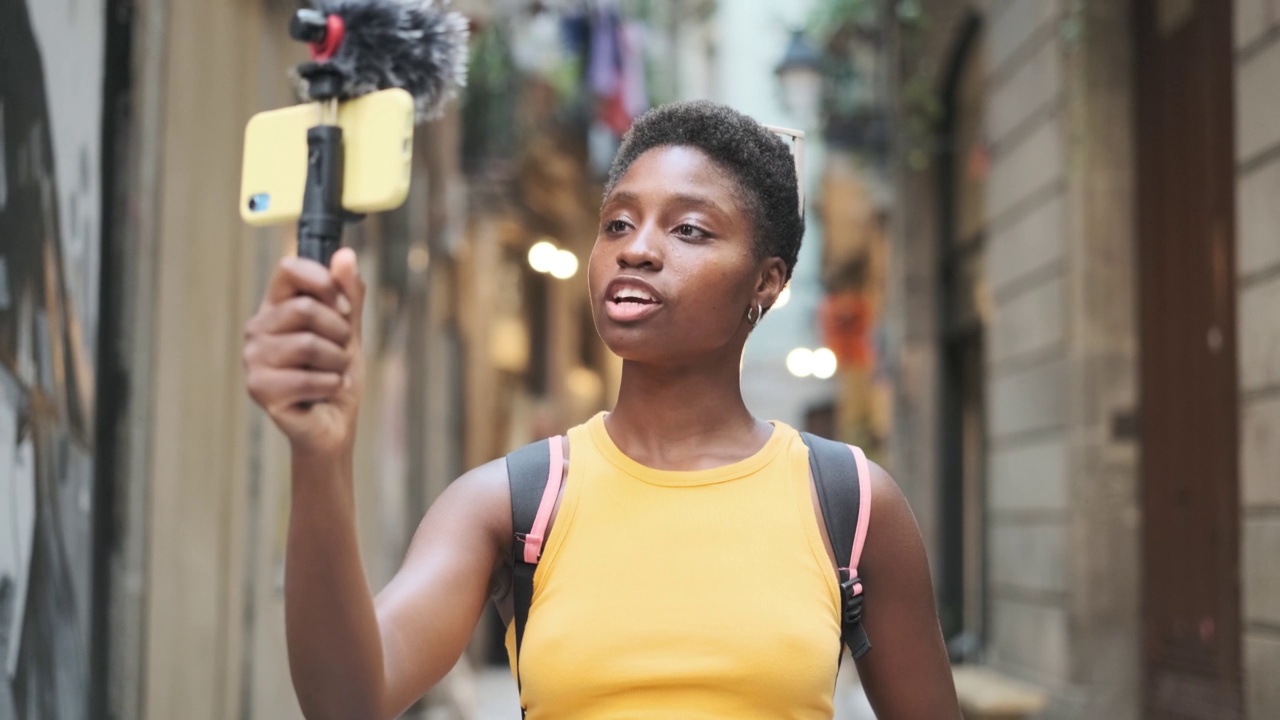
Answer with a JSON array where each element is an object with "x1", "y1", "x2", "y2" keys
[
  {"x1": 522, "y1": 434, "x2": 564, "y2": 564},
  {"x1": 799, "y1": 431, "x2": 873, "y2": 659},
  {"x1": 847, "y1": 444, "x2": 872, "y2": 597},
  {"x1": 507, "y1": 435, "x2": 568, "y2": 709}
]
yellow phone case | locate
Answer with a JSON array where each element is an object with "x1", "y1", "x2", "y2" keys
[{"x1": 240, "y1": 88, "x2": 415, "y2": 226}]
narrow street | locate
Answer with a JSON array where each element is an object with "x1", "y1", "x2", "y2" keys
[{"x1": 8, "y1": 0, "x2": 1280, "y2": 717}]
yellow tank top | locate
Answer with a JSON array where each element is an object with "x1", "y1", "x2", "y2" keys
[{"x1": 504, "y1": 412, "x2": 843, "y2": 718}]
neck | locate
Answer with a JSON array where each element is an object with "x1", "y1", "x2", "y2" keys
[{"x1": 605, "y1": 347, "x2": 770, "y2": 469}]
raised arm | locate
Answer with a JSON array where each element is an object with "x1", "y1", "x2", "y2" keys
[
  {"x1": 372, "y1": 459, "x2": 511, "y2": 716},
  {"x1": 244, "y1": 250, "x2": 509, "y2": 719},
  {"x1": 855, "y1": 462, "x2": 961, "y2": 718}
]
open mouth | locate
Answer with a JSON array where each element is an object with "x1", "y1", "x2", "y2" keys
[
  {"x1": 609, "y1": 289, "x2": 659, "y2": 306},
  {"x1": 604, "y1": 281, "x2": 663, "y2": 322}
]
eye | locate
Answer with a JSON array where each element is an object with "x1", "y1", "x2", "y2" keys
[
  {"x1": 604, "y1": 218, "x2": 631, "y2": 234},
  {"x1": 674, "y1": 223, "x2": 709, "y2": 240}
]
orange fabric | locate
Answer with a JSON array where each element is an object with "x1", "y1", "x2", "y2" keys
[
  {"x1": 820, "y1": 292, "x2": 873, "y2": 369},
  {"x1": 504, "y1": 413, "x2": 842, "y2": 718}
]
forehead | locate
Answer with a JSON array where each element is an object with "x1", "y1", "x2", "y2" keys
[{"x1": 606, "y1": 145, "x2": 746, "y2": 212}]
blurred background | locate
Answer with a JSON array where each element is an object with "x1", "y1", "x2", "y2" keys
[{"x1": 1, "y1": 0, "x2": 1277, "y2": 718}]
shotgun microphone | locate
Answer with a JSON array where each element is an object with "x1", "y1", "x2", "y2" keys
[{"x1": 293, "y1": 0, "x2": 470, "y2": 122}]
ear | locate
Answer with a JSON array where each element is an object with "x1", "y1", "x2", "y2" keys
[{"x1": 754, "y1": 257, "x2": 789, "y2": 311}]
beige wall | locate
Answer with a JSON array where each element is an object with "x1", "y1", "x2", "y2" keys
[
  {"x1": 1059, "y1": 2, "x2": 1142, "y2": 717},
  {"x1": 117, "y1": 1, "x2": 470, "y2": 718},
  {"x1": 141, "y1": 0, "x2": 280, "y2": 714},
  {"x1": 980, "y1": 0, "x2": 1073, "y2": 689},
  {"x1": 976, "y1": 1, "x2": 1143, "y2": 715},
  {"x1": 898, "y1": 1, "x2": 1280, "y2": 717},
  {"x1": 1234, "y1": 1, "x2": 1280, "y2": 716},
  {"x1": 891, "y1": 1, "x2": 1142, "y2": 716}
]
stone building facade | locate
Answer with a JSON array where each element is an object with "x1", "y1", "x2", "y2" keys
[
  {"x1": 882, "y1": 0, "x2": 1279, "y2": 717},
  {"x1": 6, "y1": 0, "x2": 482, "y2": 717}
]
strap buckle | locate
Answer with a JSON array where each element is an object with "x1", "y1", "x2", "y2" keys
[
  {"x1": 838, "y1": 568, "x2": 865, "y2": 626},
  {"x1": 514, "y1": 531, "x2": 544, "y2": 564}
]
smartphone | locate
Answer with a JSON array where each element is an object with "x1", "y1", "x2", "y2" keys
[{"x1": 239, "y1": 88, "x2": 415, "y2": 226}]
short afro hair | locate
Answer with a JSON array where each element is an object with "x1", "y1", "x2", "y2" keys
[{"x1": 604, "y1": 100, "x2": 805, "y2": 281}]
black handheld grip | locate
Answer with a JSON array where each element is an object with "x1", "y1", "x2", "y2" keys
[{"x1": 297, "y1": 125, "x2": 345, "y2": 267}]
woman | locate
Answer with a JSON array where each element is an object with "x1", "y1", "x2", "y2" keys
[{"x1": 243, "y1": 101, "x2": 960, "y2": 718}]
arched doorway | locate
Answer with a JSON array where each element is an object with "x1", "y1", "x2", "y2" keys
[{"x1": 935, "y1": 13, "x2": 988, "y2": 656}]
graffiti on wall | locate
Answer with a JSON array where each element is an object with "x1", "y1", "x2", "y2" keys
[{"x1": 0, "y1": 0, "x2": 104, "y2": 717}]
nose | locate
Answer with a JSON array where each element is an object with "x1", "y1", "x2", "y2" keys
[{"x1": 617, "y1": 223, "x2": 663, "y2": 271}]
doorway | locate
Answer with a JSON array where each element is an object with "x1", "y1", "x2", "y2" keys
[
  {"x1": 1134, "y1": 0, "x2": 1242, "y2": 716},
  {"x1": 937, "y1": 13, "x2": 987, "y2": 654}
]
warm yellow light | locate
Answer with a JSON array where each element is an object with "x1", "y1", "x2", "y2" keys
[
  {"x1": 528, "y1": 240, "x2": 558, "y2": 273},
  {"x1": 812, "y1": 347, "x2": 837, "y2": 379},
  {"x1": 549, "y1": 249, "x2": 579, "y2": 279},
  {"x1": 786, "y1": 347, "x2": 814, "y2": 378},
  {"x1": 407, "y1": 244, "x2": 430, "y2": 274}
]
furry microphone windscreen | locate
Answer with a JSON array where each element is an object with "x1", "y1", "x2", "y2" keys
[{"x1": 295, "y1": 0, "x2": 469, "y2": 121}]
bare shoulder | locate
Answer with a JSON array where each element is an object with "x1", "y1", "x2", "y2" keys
[
  {"x1": 414, "y1": 457, "x2": 513, "y2": 555},
  {"x1": 441, "y1": 457, "x2": 511, "y2": 512},
  {"x1": 385, "y1": 457, "x2": 515, "y2": 614},
  {"x1": 859, "y1": 459, "x2": 930, "y2": 575},
  {"x1": 864, "y1": 459, "x2": 920, "y2": 544},
  {"x1": 854, "y1": 460, "x2": 961, "y2": 716}
]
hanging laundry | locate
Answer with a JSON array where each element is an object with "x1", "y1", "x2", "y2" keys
[
  {"x1": 559, "y1": 10, "x2": 590, "y2": 70},
  {"x1": 598, "y1": 84, "x2": 631, "y2": 135},
  {"x1": 588, "y1": 1, "x2": 622, "y2": 98},
  {"x1": 619, "y1": 20, "x2": 649, "y2": 120}
]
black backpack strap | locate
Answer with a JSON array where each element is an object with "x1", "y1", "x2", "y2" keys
[
  {"x1": 505, "y1": 435, "x2": 565, "y2": 714},
  {"x1": 800, "y1": 432, "x2": 872, "y2": 660}
]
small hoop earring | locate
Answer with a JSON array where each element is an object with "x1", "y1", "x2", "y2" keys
[{"x1": 746, "y1": 302, "x2": 763, "y2": 327}]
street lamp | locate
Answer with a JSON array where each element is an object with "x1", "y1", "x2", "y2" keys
[
  {"x1": 774, "y1": 29, "x2": 824, "y2": 124},
  {"x1": 823, "y1": 20, "x2": 890, "y2": 161}
]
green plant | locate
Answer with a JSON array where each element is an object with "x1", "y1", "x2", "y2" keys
[{"x1": 805, "y1": 0, "x2": 944, "y2": 168}]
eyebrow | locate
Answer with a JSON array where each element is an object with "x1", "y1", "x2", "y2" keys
[{"x1": 603, "y1": 190, "x2": 731, "y2": 217}]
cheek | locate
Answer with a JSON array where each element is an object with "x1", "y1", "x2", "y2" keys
[
  {"x1": 587, "y1": 240, "x2": 608, "y2": 293},
  {"x1": 674, "y1": 254, "x2": 754, "y2": 322}
]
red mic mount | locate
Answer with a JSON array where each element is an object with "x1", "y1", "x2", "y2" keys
[{"x1": 289, "y1": 9, "x2": 348, "y2": 267}]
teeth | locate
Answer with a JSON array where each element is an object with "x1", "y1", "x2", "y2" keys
[{"x1": 613, "y1": 288, "x2": 655, "y2": 303}]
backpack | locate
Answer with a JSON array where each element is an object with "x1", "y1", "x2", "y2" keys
[{"x1": 504, "y1": 432, "x2": 872, "y2": 703}]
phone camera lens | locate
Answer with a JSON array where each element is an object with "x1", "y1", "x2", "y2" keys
[{"x1": 247, "y1": 194, "x2": 269, "y2": 213}]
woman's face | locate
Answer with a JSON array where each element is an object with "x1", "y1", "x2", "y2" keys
[{"x1": 588, "y1": 145, "x2": 785, "y2": 364}]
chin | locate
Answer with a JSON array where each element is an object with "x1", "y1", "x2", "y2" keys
[
  {"x1": 601, "y1": 326, "x2": 734, "y2": 368},
  {"x1": 598, "y1": 326, "x2": 664, "y2": 363}
]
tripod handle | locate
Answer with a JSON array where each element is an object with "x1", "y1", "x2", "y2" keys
[{"x1": 297, "y1": 124, "x2": 345, "y2": 267}]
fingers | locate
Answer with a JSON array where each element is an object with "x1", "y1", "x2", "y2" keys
[
  {"x1": 264, "y1": 256, "x2": 346, "y2": 309},
  {"x1": 329, "y1": 248, "x2": 366, "y2": 338},
  {"x1": 246, "y1": 366, "x2": 345, "y2": 408},
  {"x1": 243, "y1": 332, "x2": 349, "y2": 374},
  {"x1": 247, "y1": 295, "x2": 353, "y2": 348}
]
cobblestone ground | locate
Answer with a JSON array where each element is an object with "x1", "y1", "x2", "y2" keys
[{"x1": 473, "y1": 663, "x2": 876, "y2": 719}]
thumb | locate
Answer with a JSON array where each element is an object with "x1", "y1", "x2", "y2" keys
[{"x1": 330, "y1": 248, "x2": 366, "y2": 340}]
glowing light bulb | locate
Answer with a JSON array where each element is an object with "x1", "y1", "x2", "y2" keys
[
  {"x1": 528, "y1": 240, "x2": 558, "y2": 274},
  {"x1": 549, "y1": 249, "x2": 579, "y2": 279},
  {"x1": 786, "y1": 347, "x2": 814, "y2": 378},
  {"x1": 811, "y1": 347, "x2": 838, "y2": 379}
]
